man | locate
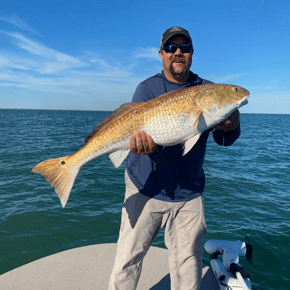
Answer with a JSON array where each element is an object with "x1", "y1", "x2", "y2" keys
[{"x1": 109, "y1": 27, "x2": 240, "y2": 290}]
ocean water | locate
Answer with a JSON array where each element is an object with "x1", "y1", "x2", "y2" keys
[{"x1": 0, "y1": 109, "x2": 289, "y2": 290}]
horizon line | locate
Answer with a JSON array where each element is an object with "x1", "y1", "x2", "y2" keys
[{"x1": 0, "y1": 108, "x2": 289, "y2": 115}]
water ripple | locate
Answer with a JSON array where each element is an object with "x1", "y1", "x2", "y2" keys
[{"x1": 0, "y1": 111, "x2": 289, "y2": 289}]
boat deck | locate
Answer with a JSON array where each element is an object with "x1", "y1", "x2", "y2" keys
[{"x1": 0, "y1": 243, "x2": 219, "y2": 289}]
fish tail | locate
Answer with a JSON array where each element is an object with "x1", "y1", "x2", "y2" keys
[{"x1": 32, "y1": 155, "x2": 79, "y2": 208}]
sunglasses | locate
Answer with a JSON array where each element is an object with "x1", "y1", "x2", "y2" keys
[{"x1": 161, "y1": 43, "x2": 193, "y2": 53}]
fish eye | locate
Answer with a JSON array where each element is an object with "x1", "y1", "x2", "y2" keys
[
  {"x1": 234, "y1": 87, "x2": 238, "y2": 92},
  {"x1": 61, "y1": 161, "x2": 65, "y2": 165}
]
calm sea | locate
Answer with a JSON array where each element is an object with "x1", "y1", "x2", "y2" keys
[{"x1": 0, "y1": 109, "x2": 289, "y2": 290}]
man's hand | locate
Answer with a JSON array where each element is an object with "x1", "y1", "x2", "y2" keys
[
  {"x1": 214, "y1": 109, "x2": 240, "y2": 133},
  {"x1": 129, "y1": 131, "x2": 157, "y2": 155}
]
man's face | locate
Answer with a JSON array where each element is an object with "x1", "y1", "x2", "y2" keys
[{"x1": 159, "y1": 35, "x2": 192, "y2": 80}]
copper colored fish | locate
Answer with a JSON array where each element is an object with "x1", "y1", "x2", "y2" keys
[{"x1": 32, "y1": 84, "x2": 249, "y2": 207}]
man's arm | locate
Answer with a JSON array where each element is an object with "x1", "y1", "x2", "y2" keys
[{"x1": 212, "y1": 110, "x2": 241, "y2": 146}]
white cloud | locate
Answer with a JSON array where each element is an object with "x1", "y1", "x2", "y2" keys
[
  {"x1": 0, "y1": 14, "x2": 37, "y2": 34},
  {"x1": 134, "y1": 47, "x2": 161, "y2": 62},
  {"x1": 9, "y1": 33, "x2": 88, "y2": 74},
  {"x1": 0, "y1": 56, "x2": 9, "y2": 68},
  {"x1": 0, "y1": 32, "x2": 156, "y2": 109},
  {"x1": 211, "y1": 73, "x2": 247, "y2": 83},
  {"x1": 89, "y1": 57, "x2": 112, "y2": 68}
]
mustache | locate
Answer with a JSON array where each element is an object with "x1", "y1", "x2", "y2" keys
[{"x1": 170, "y1": 56, "x2": 186, "y2": 64}]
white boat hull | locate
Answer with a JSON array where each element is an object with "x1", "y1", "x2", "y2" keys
[{"x1": 0, "y1": 243, "x2": 219, "y2": 290}]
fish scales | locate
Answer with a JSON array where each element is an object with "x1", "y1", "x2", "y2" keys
[
  {"x1": 32, "y1": 84, "x2": 249, "y2": 207},
  {"x1": 84, "y1": 88, "x2": 197, "y2": 152}
]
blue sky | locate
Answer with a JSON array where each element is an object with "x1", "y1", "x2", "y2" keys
[{"x1": 0, "y1": 0, "x2": 289, "y2": 113}]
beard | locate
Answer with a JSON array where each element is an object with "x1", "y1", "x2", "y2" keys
[
  {"x1": 170, "y1": 67, "x2": 187, "y2": 75},
  {"x1": 169, "y1": 56, "x2": 191, "y2": 75}
]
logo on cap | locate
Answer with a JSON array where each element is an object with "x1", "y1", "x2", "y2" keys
[{"x1": 170, "y1": 27, "x2": 182, "y2": 32}]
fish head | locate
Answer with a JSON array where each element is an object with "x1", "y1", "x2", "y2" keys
[{"x1": 195, "y1": 84, "x2": 250, "y2": 127}]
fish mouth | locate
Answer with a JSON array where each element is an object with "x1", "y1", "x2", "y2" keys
[{"x1": 237, "y1": 95, "x2": 249, "y2": 107}]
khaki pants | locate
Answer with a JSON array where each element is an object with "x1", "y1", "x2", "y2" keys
[{"x1": 108, "y1": 171, "x2": 206, "y2": 290}]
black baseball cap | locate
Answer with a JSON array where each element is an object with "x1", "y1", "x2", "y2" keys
[{"x1": 160, "y1": 26, "x2": 192, "y2": 48}]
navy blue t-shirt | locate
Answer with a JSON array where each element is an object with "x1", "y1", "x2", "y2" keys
[{"x1": 126, "y1": 71, "x2": 240, "y2": 202}]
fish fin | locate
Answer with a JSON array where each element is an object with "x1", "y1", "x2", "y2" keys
[
  {"x1": 32, "y1": 155, "x2": 79, "y2": 208},
  {"x1": 181, "y1": 109, "x2": 203, "y2": 156},
  {"x1": 109, "y1": 149, "x2": 130, "y2": 168},
  {"x1": 194, "y1": 109, "x2": 203, "y2": 127},
  {"x1": 85, "y1": 103, "x2": 141, "y2": 144},
  {"x1": 182, "y1": 134, "x2": 201, "y2": 156}
]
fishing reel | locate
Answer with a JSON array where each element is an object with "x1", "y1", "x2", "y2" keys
[{"x1": 204, "y1": 236, "x2": 253, "y2": 290}]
